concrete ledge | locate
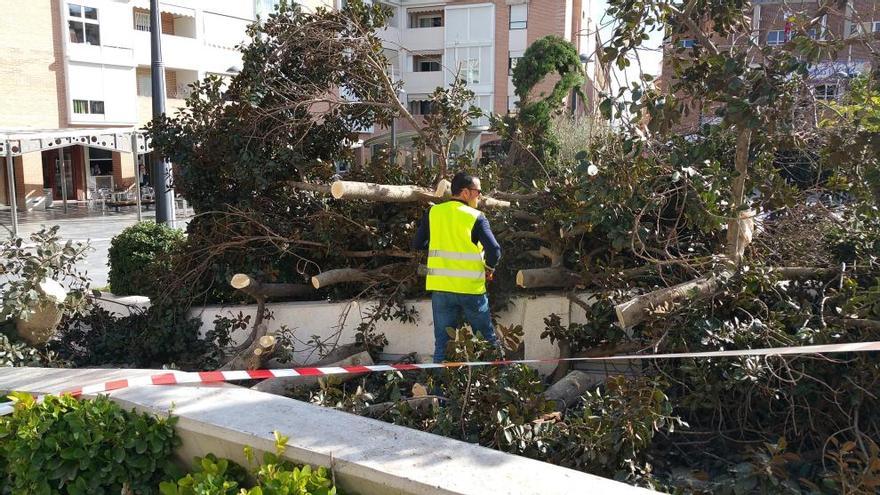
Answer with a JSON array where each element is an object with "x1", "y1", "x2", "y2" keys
[{"x1": 0, "y1": 368, "x2": 656, "y2": 495}]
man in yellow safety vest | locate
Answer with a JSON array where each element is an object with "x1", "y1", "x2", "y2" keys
[{"x1": 412, "y1": 172, "x2": 502, "y2": 362}]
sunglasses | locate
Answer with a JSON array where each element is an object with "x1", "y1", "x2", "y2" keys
[{"x1": 468, "y1": 187, "x2": 483, "y2": 195}]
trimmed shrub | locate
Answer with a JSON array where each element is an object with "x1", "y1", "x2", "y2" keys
[
  {"x1": 0, "y1": 394, "x2": 179, "y2": 494},
  {"x1": 108, "y1": 222, "x2": 185, "y2": 297}
]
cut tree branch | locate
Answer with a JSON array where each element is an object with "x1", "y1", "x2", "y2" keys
[
  {"x1": 614, "y1": 271, "x2": 729, "y2": 329},
  {"x1": 230, "y1": 274, "x2": 313, "y2": 300},
  {"x1": 516, "y1": 267, "x2": 584, "y2": 289}
]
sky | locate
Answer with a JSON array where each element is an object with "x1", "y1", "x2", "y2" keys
[{"x1": 590, "y1": 0, "x2": 666, "y2": 92}]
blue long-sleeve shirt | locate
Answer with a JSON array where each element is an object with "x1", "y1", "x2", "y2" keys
[{"x1": 412, "y1": 200, "x2": 502, "y2": 269}]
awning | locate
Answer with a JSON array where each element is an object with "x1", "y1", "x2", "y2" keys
[
  {"x1": 0, "y1": 128, "x2": 151, "y2": 156},
  {"x1": 406, "y1": 6, "x2": 444, "y2": 14},
  {"x1": 131, "y1": 0, "x2": 196, "y2": 18}
]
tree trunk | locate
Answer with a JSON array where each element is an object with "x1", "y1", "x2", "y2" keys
[
  {"x1": 364, "y1": 397, "x2": 439, "y2": 417},
  {"x1": 726, "y1": 128, "x2": 753, "y2": 263},
  {"x1": 221, "y1": 323, "x2": 273, "y2": 371},
  {"x1": 339, "y1": 249, "x2": 416, "y2": 259},
  {"x1": 516, "y1": 268, "x2": 583, "y2": 289},
  {"x1": 330, "y1": 180, "x2": 440, "y2": 202},
  {"x1": 773, "y1": 267, "x2": 840, "y2": 280},
  {"x1": 311, "y1": 268, "x2": 378, "y2": 289},
  {"x1": 289, "y1": 181, "x2": 332, "y2": 194},
  {"x1": 826, "y1": 317, "x2": 880, "y2": 331},
  {"x1": 251, "y1": 345, "x2": 373, "y2": 396},
  {"x1": 230, "y1": 274, "x2": 313, "y2": 300},
  {"x1": 614, "y1": 271, "x2": 728, "y2": 329},
  {"x1": 550, "y1": 340, "x2": 571, "y2": 384},
  {"x1": 543, "y1": 370, "x2": 596, "y2": 412},
  {"x1": 329, "y1": 180, "x2": 510, "y2": 208}
]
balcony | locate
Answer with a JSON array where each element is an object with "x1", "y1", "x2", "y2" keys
[
  {"x1": 401, "y1": 26, "x2": 444, "y2": 52},
  {"x1": 136, "y1": 95, "x2": 187, "y2": 126},
  {"x1": 132, "y1": 30, "x2": 203, "y2": 68},
  {"x1": 403, "y1": 71, "x2": 444, "y2": 94}
]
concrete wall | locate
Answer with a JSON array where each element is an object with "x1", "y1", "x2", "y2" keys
[
  {"x1": 0, "y1": 367, "x2": 657, "y2": 495},
  {"x1": 194, "y1": 293, "x2": 594, "y2": 375}
]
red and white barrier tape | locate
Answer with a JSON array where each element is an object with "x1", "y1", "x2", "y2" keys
[{"x1": 2, "y1": 340, "x2": 879, "y2": 416}]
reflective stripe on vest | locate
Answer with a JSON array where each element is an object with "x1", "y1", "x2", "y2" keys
[{"x1": 426, "y1": 201, "x2": 487, "y2": 295}]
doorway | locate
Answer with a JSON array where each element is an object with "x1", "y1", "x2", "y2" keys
[{"x1": 41, "y1": 147, "x2": 85, "y2": 201}]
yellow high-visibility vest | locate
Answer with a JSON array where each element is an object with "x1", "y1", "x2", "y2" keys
[{"x1": 426, "y1": 200, "x2": 486, "y2": 294}]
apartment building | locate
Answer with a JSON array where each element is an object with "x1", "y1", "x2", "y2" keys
[
  {"x1": 660, "y1": 0, "x2": 880, "y2": 132},
  {"x1": 0, "y1": 0, "x2": 257, "y2": 210},
  {"x1": 359, "y1": 0, "x2": 607, "y2": 163}
]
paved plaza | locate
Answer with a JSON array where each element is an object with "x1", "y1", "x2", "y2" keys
[{"x1": 1, "y1": 204, "x2": 190, "y2": 288}]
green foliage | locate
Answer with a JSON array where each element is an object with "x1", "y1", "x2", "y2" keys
[
  {"x1": 552, "y1": 376, "x2": 684, "y2": 478},
  {"x1": 161, "y1": 432, "x2": 340, "y2": 495},
  {"x1": 0, "y1": 331, "x2": 54, "y2": 367},
  {"x1": 0, "y1": 226, "x2": 92, "y2": 324},
  {"x1": 428, "y1": 329, "x2": 552, "y2": 451},
  {"x1": 159, "y1": 454, "x2": 248, "y2": 495},
  {"x1": 108, "y1": 222, "x2": 185, "y2": 298},
  {"x1": 494, "y1": 35, "x2": 586, "y2": 173},
  {"x1": 0, "y1": 394, "x2": 179, "y2": 494},
  {"x1": 50, "y1": 304, "x2": 209, "y2": 370},
  {"x1": 148, "y1": 1, "x2": 397, "y2": 213}
]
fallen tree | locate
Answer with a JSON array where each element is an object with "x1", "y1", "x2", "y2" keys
[
  {"x1": 220, "y1": 274, "x2": 314, "y2": 371},
  {"x1": 252, "y1": 343, "x2": 373, "y2": 396}
]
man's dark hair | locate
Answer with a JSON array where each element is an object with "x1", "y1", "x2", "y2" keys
[{"x1": 451, "y1": 172, "x2": 476, "y2": 195}]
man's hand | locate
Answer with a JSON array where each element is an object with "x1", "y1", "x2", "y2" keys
[{"x1": 485, "y1": 269, "x2": 495, "y2": 283}]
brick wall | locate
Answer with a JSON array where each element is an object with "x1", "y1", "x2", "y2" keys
[
  {"x1": 13, "y1": 153, "x2": 46, "y2": 209},
  {"x1": 112, "y1": 151, "x2": 136, "y2": 190},
  {"x1": 493, "y1": 1, "x2": 510, "y2": 114},
  {"x1": 0, "y1": 0, "x2": 67, "y2": 128},
  {"x1": 161, "y1": 12, "x2": 175, "y2": 35},
  {"x1": 526, "y1": 0, "x2": 569, "y2": 102},
  {"x1": 661, "y1": 1, "x2": 880, "y2": 133}
]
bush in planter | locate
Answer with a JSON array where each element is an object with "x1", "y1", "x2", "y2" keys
[
  {"x1": 50, "y1": 304, "x2": 209, "y2": 370},
  {"x1": 0, "y1": 227, "x2": 92, "y2": 345},
  {"x1": 0, "y1": 393, "x2": 180, "y2": 494},
  {"x1": 161, "y1": 432, "x2": 342, "y2": 495},
  {"x1": 108, "y1": 222, "x2": 185, "y2": 297},
  {"x1": 0, "y1": 331, "x2": 55, "y2": 367}
]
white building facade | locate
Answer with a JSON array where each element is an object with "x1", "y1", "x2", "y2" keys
[{"x1": 61, "y1": 0, "x2": 257, "y2": 127}]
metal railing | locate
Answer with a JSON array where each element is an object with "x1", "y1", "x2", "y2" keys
[{"x1": 134, "y1": 11, "x2": 151, "y2": 32}]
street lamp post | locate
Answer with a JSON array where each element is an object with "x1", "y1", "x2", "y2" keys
[
  {"x1": 391, "y1": 87, "x2": 405, "y2": 163},
  {"x1": 150, "y1": 0, "x2": 174, "y2": 226}
]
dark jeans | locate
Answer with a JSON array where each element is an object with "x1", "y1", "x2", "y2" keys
[{"x1": 431, "y1": 291, "x2": 498, "y2": 362}]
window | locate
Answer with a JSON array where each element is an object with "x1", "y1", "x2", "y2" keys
[
  {"x1": 874, "y1": 21, "x2": 880, "y2": 33},
  {"x1": 509, "y1": 4, "x2": 527, "y2": 29},
  {"x1": 508, "y1": 56, "x2": 521, "y2": 75},
  {"x1": 410, "y1": 11, "x2": 443, "y2": 28},
  {"x1": 680, "y1": 39, "x2": 696, "y2": 48},
  {"x1": 409, "y1": 100, "x2": 434, "y2": 115},
  {"x1": 73, "y1": 99, "x2": 105, "y2": 114},
  {"x1": 507, "y1": 95, "x2": 519, "y2": 113},
  {"x1": 462, "y1": 58, "x2": 479, "y2": 85},
  {"x1": 419, "y1": 15, "x2": 442, "y2": 27},
  {"x1": 88, "y1": 148, "x2": 113, "y2": 176},
  {"x1": 133, "y1": 9, "x2": 151, "y2": 31},
  {"x1": 137, "y1": 70, "x2": 152, "y2": 96},
  {"x1": 68, "y1": 3, "x2": 100, "y2": 45},
  {"x1": 255, "y1": 0, "x2": 280, "y2": 18},
  {"x1": 413, "y1": 55, "x2": 441, "y2": 72},
  {"x1": 815, "y1": 84, "x2": 837, "y2": 101},
  {"x1": 767, "y1": 30, "x2": 786, "y2": 46}
]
